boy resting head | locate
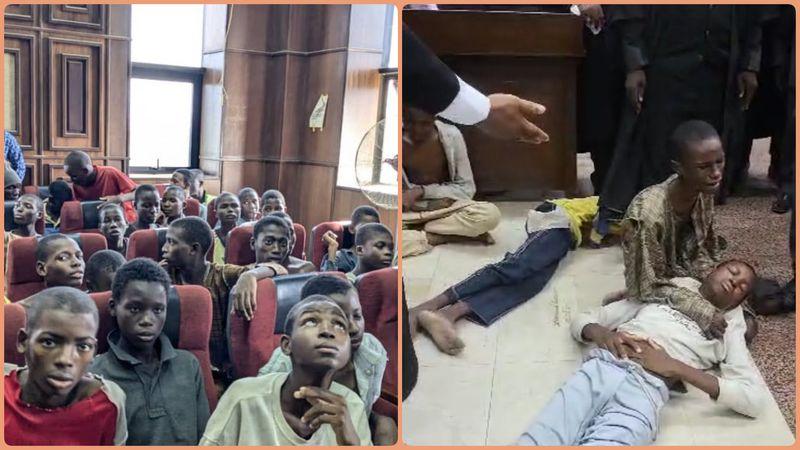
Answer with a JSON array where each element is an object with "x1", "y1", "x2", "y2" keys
[{"x1": 321, "y1": 205, "x2": 381, "y2": 273}]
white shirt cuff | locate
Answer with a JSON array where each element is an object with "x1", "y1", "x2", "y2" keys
[{"x1": 437, "y1": 77, "x2": 490, "y2": 125}]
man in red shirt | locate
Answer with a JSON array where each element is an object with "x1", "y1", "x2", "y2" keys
[
  {"x1": 4, "y1": 286, "x2": 127, "y2": 445},
  {"x1": 64, "y1": 151, "x2": 138, "y2": 222}
]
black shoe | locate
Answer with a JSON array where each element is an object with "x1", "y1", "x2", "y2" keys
[
  {"x1": 772, "y1": 192, "x2": 791, "y2": 214},
  {"x1": 780, "y1": 278, "x2": 795, "y2": 312}
]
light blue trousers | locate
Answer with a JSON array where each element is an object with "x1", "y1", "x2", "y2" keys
[{"x1": 518, "y1": 350, "x2": 669, "y2": 446}]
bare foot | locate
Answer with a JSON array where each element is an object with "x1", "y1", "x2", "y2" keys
[{"x1": 417, "y1": 310, "x2": 465, "y2": 355}]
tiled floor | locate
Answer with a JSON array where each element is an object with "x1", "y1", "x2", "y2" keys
[{"x1": 402, "y1": 202, "x2": 795, "y2": 446}]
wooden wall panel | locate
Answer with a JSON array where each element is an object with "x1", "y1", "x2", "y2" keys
[
  {"x1": 46, "y1": 5, "x2": 104, "y2": 31},
  {"x1": 332, "y1": 187, "x2": 398, "y2": 235},
  {"x1": 5, "y1": 4, "x2": 34, "y2": 22},
  {"x1": 47, "y1": 38, "x2": 102, "y2": 151},
  {"x1": 5, "y1": 5, "x2": 130, "y2": 185},
  {"x1": 3, "y1": 34, "x2": 35, "y2": 152},
  {"x1": 200, "y1": 4, "x2": 392, "y2": 230}
]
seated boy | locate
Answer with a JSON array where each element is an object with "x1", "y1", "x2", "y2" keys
[
  {"x1": 266, "y1": 211, "x2": 315, "y2": 273},
  {"x1": 349, "y1": 223, "x2": 395, "y2": 282},
  {"x1": 401, "y1": 106, "x2": 501, "y2": 257},
  {"x1": 517, "y1": 260, "x2": 766, "y2": 446},
  {"x1": 5, "y1": 286, "x2": 128, "y2": 445},
  {"x1": 4, "y1": 161, "x2": 21, "y2": 201},
  {"x1": 99, "y1": 203, "x2": 129, "y2": 256},
  {"x1": 321, "y1": 205, "x2": 381, "y2": 273},
  {"x1": 161, "y1": 217, "x2": 285, "y2": 369},
  {"x1": 258, "y1": 275, "x2": 396, "y2": 445},
  {"x1": 261, "y1": 189, "x2": 287, "y2": 215},
  {"x1": 84, "y1": 250, "x2": 126, "y2": 293},
  {"x1": 124, "y1": 184, "x2": 160, "y2": 238},
  {"x1": 200, "y1": 295, "x2": 371, "y2": 445},
  {"x1": 238, "y1": 187, "x2": 261, "y2": 222},
  {"x1": 411, "y1": 196, "x2": 606, "y2": 355},
  {"x1": 44, "y1": 180, "x2": 74, "y2": 235},
  {"x1": 5, "y1": 194, "x2": 44, "y2": 267},
  {"x1": 188, "y1": 169, "x2": 216, "y2": 210},
  {"x1": 90, "y1": 258, "x2": 210, "y2": 445},
  {"x1": 35, "y1": 234, "x2": 86, "y2": 290},
  {"x1": 212, "y1": 192, "x2": 242, "y2": 264},
  {"x1": 158, "y1": 185, "x2": 187, "y2": 226}
]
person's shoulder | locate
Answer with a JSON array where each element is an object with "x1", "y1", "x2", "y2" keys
[
  {"x1": 331, "y1": 381, "x2": 367, "y2": 410},
  {"x1": 171, "y1": 348, "x2": 202, "y2": 370},
  {"x1": 225, "y1": 373, "x2": 284, "y2": 402},
  {"x1": 359, "y1": 333, "x2": 388, "y2": 359}
]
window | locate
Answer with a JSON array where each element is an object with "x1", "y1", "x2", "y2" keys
[
  {"x1": 336, "y1": 5, "x2": 398, "y2": 193},
  {"x1": 129, "y1": 5, "x2": 204, "y2": 173}
]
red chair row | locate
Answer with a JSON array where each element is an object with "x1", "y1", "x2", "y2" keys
[
  {"x1": 4, "y1": 285, "x2": 218, "y2": 411},
  {"x1": 59, "y1": 198, "x2": 202, "y2": 234},
  {"x1": 5, "y1": 234, "x2": 107, "y2": 302}
]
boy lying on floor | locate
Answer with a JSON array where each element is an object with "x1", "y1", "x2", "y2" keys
[{"x1": 517, "y1": 260, "x2": 766, "y2": 446}]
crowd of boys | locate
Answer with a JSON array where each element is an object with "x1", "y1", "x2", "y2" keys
[{"x1": 3, "y1": 150, "x2": 398, "y2": 445}]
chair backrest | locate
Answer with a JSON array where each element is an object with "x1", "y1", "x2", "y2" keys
[
  {"x1": 60, "y1": 200, "x2": 104, "y2": 234},
  {"x1": 310, "y1": 221, "x2": 351, "y2": 269},
  {"x1": 4, "y1": 303, "x2": 26, "y2": 366},
  {"x1": 355, "y1": 267, "x2": 398, "y2": 397},
  {"x1": 185, "y1": 198, "x2": 201, "y2": 217},
  {"x1": 22, "y1": 185, "x2": 50, "y2": 199},
  {"x1": 154, "y1": 183, "x2": 169, "y2": 195},
  {"x1": 4, "y1": 201, "x2": 45, "y2": 235},
  {"x1": 207, "y1": 198, "x2": 218, "y2": 228},
  {"x1": 227, "y1": 271, "x2": 347, "y2": 379},
  {"x1": 125, "y1": 228, "x2": 168, "y2": 262},
  {"x1": 226, "y1": 223, "x2": 307, "y2": 266},
  {"x1": 90, "y1": 285, "x2": 218, "y2": 410},
  {"x1": 6, "y1": 233, "x2": 108, "y2": 302}
]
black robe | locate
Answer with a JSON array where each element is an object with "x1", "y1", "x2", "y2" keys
[{"x1": 598, "y1": 5, "x2": 764, "y2": 218}]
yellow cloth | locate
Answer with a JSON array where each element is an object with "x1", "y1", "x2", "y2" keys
[
  {"x1": 548, "y1": 196, "x2": 599, "y2": 244},
  {"x1": 213, "y1": 235, "x2": 225, "y2": 265}
]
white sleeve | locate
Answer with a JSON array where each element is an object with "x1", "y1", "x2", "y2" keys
[
  {"x1": 716, "y1": 309, "x2": 768, "y2": 418},
  {"x1": 437, "y1": 77, "x2": 490, "y2": 125},
  {"x1": 570, "y1": 299, "x2": 644, "y2": 343}
]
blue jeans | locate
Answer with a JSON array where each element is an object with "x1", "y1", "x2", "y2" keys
[
  {"x1": 450, "y1": 228, "x2": 571, "y2": 326},
  {"x1": 518, "y1": 349, "x2": 668, "y2": 446}
]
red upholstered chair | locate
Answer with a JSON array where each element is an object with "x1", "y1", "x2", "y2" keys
[
  {"x1": 154, "y1": 183, "x2": 169, "y2": 195},
  {"x1": 6, "y1": 234, "x2": 107, "y2": 302},
  {"x1": 185, "y1": 198, "x2": 201, "y2": 217},
  {"x1": 4, "y1": 201, "x2": 45, "y2": 235},
  {"x1": 125, "y1": 228, "x2": 168, "y2": 262},
  {"x1": 310, "y1": 221, "x2": 351, "y2": 269},
  {"x1": 207, "y1": 199, "x2": 218, "y2": 228},
  {"x1": 22, "y1": 185, "x2": 50, "y2": 198},
  {"x1": 90, "y1": 286, "x2": 218, "y2": 411},
  {"x1": 226, "y1": 224, "x2": 307, "y2": 266},
  {"x1": 227, "y1": 272, "x2": 347, "y2": 379},
  {"x1": 4, "y1": 303, "x2": 27, "y2": 367},
  {"x1": 354, "y1": 267, "x2": 398, "y2": 397},
  {"x1": 60, "y1": 200, "x2": 104, "y2": 234}
]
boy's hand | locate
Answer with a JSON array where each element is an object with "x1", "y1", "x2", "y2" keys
[
  {"x1": 231, "y1": 273, "x2": 258, "y2": 321},
  {"x1": 707, "y1": 312, "x2": 728, "y2": 339},
  {"x1": 295, "y1": 386, "x2": 361, "y2": 446},
  {"x1": 322, "y1": 231, "x2": 340, "y2": 259},
  {"x1": 157, "y1": 259, "x2": 170, "y2": 270},
  {"x1": 402, "y1": 187, "x2": 424, "y2": 210},
  {"x1": 583, "y1": 324, "x2": 655, "y2": 359},
  {"x1": 383, "y1": 156, "x2": 398, "y2": 171},
  {"x1": 737, "y1": 71, "x2": 758, "y2": 110},
  {"x1": 625, "y1": 70, "x2": 646, "y2": 114},
  {"x1": 628, "y1": 341, "x2": 679, "y2": 378}
]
